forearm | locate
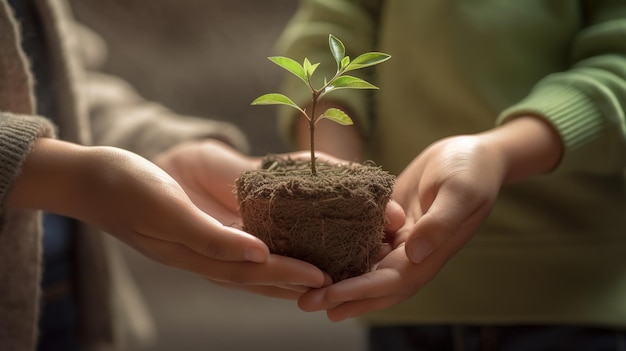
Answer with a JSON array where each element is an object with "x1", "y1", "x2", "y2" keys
[
  {"x1": 86, "y1": 73, "x2": 249, "y2": 160},
  {"x1": 479, "y1": 115, "x2": 563, "y2": 184},
  {"x1": 7, "y1": 138, "x2": 149, "y2": 225}
]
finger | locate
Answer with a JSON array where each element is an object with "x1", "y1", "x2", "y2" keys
[
  {"x1": 208, "y1": 254, "x2": 327, "y2": 288},
  {"x1": 211, "y1": 281, "x2": 306, "y2": 300},
  {"x1": 405, "y1": 184, "x2": 485, "y2": 264},
  {"x1": 385, "y1": 199, "x2": 406, "y2": 233},
  {"x1": 213, "y1": 274, "x2": 315, "y2": 292},
  {"x1": 129, "y1": 234, "x2": 325, "y2": 287},
  {"x1": 187, "y1": 191, "x2": 242, "y2": 226},
  {"x1": 374, "y1": 242, "x2": 393, "y2": 262},
  {"x1": 194, "y1": 139, "x2": 259, "y2": 213},
  {"x1": 326, "y1": 296, "x2": 402, "y2": 322},
  {"x1": 298, "y1": 287, "x2": 330, "y2": 312},
  {"x1": 301, "y1": 249, "x2": 408, "y2": 311},
  {"x1": 325, "y1": 268, "x2": 400, "y2": 303},
  {"x1": 178, "y1": 208, "x2": 270, "y2": 263},
  {"x1": 299, "y1": 267, "x2": 405, "y2": 318}
]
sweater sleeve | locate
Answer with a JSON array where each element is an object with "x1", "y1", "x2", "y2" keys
[
  {"x1": 73, "y1": 24, "x2": 249, "y2": 161},
  {"x1": 0, "y1": 113, "x2": 56, "y2": 211},
  {"x1": 275, "y1": 0, "x2": 382, "y2": 148},
  {"x1": 498, "y1": 1, "x2": 626, "y2": 176},
  {"x1": 83, "y1": 72, "x2": 249, "y2": 160}
]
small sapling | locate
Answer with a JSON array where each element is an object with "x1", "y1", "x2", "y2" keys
[{"x1": 251, "y1": 34, "x2": 390, "y2": 174}]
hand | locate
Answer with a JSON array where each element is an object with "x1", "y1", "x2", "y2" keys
[
  {"x1": 297, "y1": 116, "x2": 563, "y2": 320},
  {"x1": 154, "y1": 139, "x2": 346, "y2": 223},
  {"x1": 298, "y1": 134, "x2": 505, "y2": 320},
  {"x1": 9, "y1": 138, "x2": 327, "y2": 297},
  {"x1": 154, "y1": 139, "x2": 258, "y2": 226},
  {"x1": 155, "y1": 139, "x2": 344, "y2": 298}
]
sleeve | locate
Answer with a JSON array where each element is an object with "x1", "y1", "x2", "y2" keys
[
  {"x1": 83, "y1": 71, "x2": 249, "y2": 160},
  {"x1": 74, "y1": 24, "x2": 249, "y2": 161},
  {"x1": 274, "y1": 0, "x2": 383, "y2": 148},
  {"x1": 497, "y1": 0, "x2": 626, "y2": 176},
  {"x1": 0, "y1": 113, "x2": 55, "y2": 210}
]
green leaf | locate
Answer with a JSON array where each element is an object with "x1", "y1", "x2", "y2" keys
[
  {"x1": 268, "y1": 56, "x2": 307, "y2": 83},
  {"x1": 344, "y1": 52, "x2": 391, "y2": 72},
  {"x1": 251, "y1": 93, "x2": 302, "y2": 111},
  {"x1": 329, "y1": 34, "x2": 346, "y2": 69},
  {"x1": 303, "y1": 58, "x2": 320, "y2": 79},
  {"x1": 319, "y1": 108, "x2": 353, "y2": 125},
  {"x1": 330, "y1": 75, "x2": 379, "y2": 89},
  {"x1": 340, "y1": 56, "x2": 350, "y2": 70}
]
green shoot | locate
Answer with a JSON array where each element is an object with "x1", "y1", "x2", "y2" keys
[{"x1": 252, "y1": 34, "x2": 390, "y2": 175}]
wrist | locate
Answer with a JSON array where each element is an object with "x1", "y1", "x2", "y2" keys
[
  {"x1": 7, "y1": 138, "x2": 86, "y2": 213},
  {"x1": 479, "y1": 115, "x2": 563, "y2": 183}
]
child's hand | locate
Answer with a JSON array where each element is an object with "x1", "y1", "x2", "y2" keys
[
  {"x1": 298, "y1": 134, "x2": 505, "y2": 320},
  {"x1": 297, "y1": 116, "x2": 562, "y2": 320},
  {"x1": 396, "y1": 135, "x2": 506, "y2": 264}
]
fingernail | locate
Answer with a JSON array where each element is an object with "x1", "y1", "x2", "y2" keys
[
  {"x1": 407, "y1": 238, "x2": 432, "y2": 263},
  {"x1": 322, "y1": 273, "x2": 333, "y2": 287},
  {"x1": 244, "y1": 248, "x2": 267, "y2": 263}
]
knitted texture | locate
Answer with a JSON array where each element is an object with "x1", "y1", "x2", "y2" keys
[{"x1": 0, "y1": 114, "x2": 55, "y2": 214}]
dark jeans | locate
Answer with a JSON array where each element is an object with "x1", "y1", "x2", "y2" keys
[
  {"x1": 37, "y1": 293, "x2": 78, "y2": 351},
  {"x1": 369, "y1": 325, "x2": 626, "y2": 351},
  {"x1": 38, "y1": 213, "x2": 78, "y2": 351}
]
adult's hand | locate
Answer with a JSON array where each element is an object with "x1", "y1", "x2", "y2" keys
[
  {"x1": 154, "y1": 139, "x2": 257, "y2": 225},
  {"x1": 155, "y1": 139, "x2": 333, "y2": 298},
  {"x1": 9, "y1": 138, "x2": 327, "y2": 298}
]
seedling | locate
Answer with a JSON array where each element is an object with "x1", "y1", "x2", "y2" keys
[{"x1": 252, "y1": 34, "x2": 390, "y2": 174}]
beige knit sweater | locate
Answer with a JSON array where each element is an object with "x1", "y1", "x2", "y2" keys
[{"x1": 0, "y1": 0, "x2": 248, "y2": 350}]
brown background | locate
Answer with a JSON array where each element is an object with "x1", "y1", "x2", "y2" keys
[
  {"x1": 69, "y1": 1, "x2": 365, "y2": 350},
  {"x1": 72, "y1": 0, "x2": 295, "y2": 156}
]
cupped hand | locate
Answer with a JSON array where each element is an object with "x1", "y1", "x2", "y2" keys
[
  {"x1": 10, "y1": 138, "x2": 327, "y2": 297},
  {"x1": 396, "y1": 135, "x2": 506, "y2": 264},
  {"x1": 154, "y1": 139, "x2": 405, "y2": 298},
  {"x1": 154, "y1": 139, "x2": 258, "y2": 226},
  {"x1": 155, "y1": 139, "x2": 348, "y2": 297},
  {"x1": 298, "y1": 134, "x2": 507, "y2": 320}
]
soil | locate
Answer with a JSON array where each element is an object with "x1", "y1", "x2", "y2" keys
[{"x1": 235, "y1": 156, "x2": 395, "y2": 282}]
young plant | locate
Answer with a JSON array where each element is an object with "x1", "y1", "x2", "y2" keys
[{"x1": 252, "y1": 34, "x2": 390, "y2": 175}]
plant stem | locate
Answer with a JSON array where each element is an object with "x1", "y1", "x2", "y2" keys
[
  {"x1": 309, "y1": 119, "x2": 317, "y2": 175},
  {"x1": 309, "y1": 92, "x2": 319, "y2": 175},
  {"x1": 307, "y1": 70, "x2": 341, "y2": 176}
]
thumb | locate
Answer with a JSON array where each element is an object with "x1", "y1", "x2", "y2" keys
[{"x1": 404, "y1": 186, "x2": 479, "y2": 264}]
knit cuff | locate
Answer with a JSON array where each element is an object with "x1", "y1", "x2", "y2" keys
[
  {"x1": 497, "y1": 83, "x2": 615, "y2": 176},
  {"x1": 0, "y1": 114, "x2": 56, "y2": 210}
]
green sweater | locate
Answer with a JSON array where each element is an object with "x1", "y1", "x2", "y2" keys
[{"x1": 277, "y1": 0, "x2": 626, "y2": 327}]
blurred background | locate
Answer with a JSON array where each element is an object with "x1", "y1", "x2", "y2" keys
[{"x1": 69, "y1": 1, "x2": 366, "y2": 350}]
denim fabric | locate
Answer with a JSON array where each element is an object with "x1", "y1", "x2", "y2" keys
[
  {"x1": 37, "y1": 293, "x2": 79, "y2": 351},
  {"x1": 369, "y1": 325, "x2": 626, "y2": 351},
  {"x1": 37, "y1": 213, "x2": 78, "y2": 351},
  {"x1": 41, "y1": 213, "x2": 74, "y2": 286}
]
